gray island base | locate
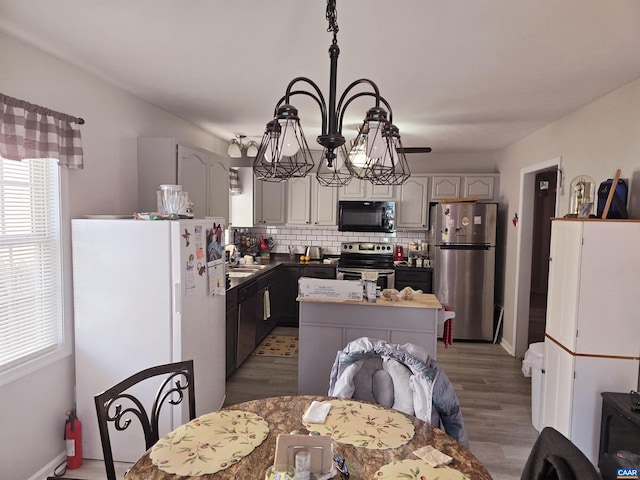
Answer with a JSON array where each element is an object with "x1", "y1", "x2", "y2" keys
[{"x1": 298, "y1": 293, "x2": 442, "y2": 395}]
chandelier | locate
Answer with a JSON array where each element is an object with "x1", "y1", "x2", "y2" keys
[{"x1": 253, "y1": 0, "x2": 410, "y2": 186}]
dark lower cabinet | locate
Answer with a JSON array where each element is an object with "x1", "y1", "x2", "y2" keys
[
  {"x1": 225, "y1": 288, "x2": 238, "y2": 378},
  {"x1": 279, "y1": 265, "x2": 302, "y2": 327},
  {"x1": 278, "y1": 264, "x2": 337, "y2": 327},
  {"x1": 395, "y1": 267, "x2": 433, "y2": 293},
  {"x1": 256, "y1": 269, "x2": 280, "y2": 344},
  {"x1": 236, "y1": 281, "x2": 258, "y2": 368}
]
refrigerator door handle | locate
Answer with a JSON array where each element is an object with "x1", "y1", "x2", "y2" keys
[
  {"x1": 439, "y1": 244, "x2": 491, "y2": 250},
  {"x1": 174, "y1": 283, "x2": 181, "y2": 314}
]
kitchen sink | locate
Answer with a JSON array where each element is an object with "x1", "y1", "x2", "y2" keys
[
  {"x1": 228, "y1": 264, "x2": 268, "y2": 270},
  {"x1": 227, "y1": 271, "x2": 255, "y2": 278}
]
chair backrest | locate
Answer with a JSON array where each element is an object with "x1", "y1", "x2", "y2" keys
[
  {"x1": 94, "y1": 359, "x2": 196, "y2": 480},
  {"x1": 328, "y1": 337, "x2": 469, "y2": 447},
  {"x1": 521, "y1": 427, "x2": 600, "y2": 480}
]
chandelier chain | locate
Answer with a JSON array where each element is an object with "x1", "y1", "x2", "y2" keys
[{"x1": 326, "y1": 0, "x2": 339, "y2": 42}]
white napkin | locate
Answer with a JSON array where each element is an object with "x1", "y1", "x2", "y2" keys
[
  {"x1": 302, "y1": 401, "x2": 332, "y2": 424},
  {"x1": 413, "y1": 445, "x2": 453, "y2": 467}
]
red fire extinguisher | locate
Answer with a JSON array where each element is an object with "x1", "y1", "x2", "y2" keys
[{"x1": 64, "y1": 409, "x2": 82, "y2": 470}]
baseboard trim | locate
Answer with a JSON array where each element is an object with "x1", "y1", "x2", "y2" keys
[{"x1": 28, "y1": 451, "x2": 65, "y2": 480}]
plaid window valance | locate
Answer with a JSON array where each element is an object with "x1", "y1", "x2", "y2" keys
[{"x1": 0, "y1": 93, "x2": 84, "y2": 169}]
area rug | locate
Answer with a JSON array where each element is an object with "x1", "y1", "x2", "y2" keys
[{"x1": 252, "y1": 335, "x2": 299, "y2": 357}]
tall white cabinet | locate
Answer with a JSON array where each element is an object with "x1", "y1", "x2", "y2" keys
[{"x1": 541, "y1": 219, "x2": 640, "y2": 464}]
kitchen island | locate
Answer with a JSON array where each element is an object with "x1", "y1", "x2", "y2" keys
[{"x1": 298, "y1": 293, "x2": 442, "y2": 395}]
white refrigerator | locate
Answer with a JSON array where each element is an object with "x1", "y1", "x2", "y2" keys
[{"x1": 72, "y1": 218, "x2": 226, "y2": 462}]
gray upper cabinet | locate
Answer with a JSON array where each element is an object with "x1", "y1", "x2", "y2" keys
[
  {"x1": 430, "y1": 174, "x2": 498, "y2": 201},
  {"x1": 463, "y1": 175, "x2": 496, "y2": 200},
  {"x1": 396, "y1": 175, "x2": 429, "y2": 229},
  {"x1": 255, "y1": 179, "x2": 287, "y2": 225},
  {"x1": 311, "y1": 180, "x2": 338, "y2": 226},
  {"x1": 286, "y1": 177, "x2": 312, "y2": 225},
  {"x1": 138, "y1": 137, "x2": 229, "y2": 220},
  {"x1": 287, "y1": 176, "x2": 338, "y2": 226},
  {"x1": 431, "y1": 175, "x2": 461, "y2": 201},
  {"x1": 339, "y1": 178, "x2": 394, "y2": 200}
]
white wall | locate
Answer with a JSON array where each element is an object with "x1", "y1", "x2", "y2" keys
[
  {"x1": 496, "y1": 77, "x2": 640, "y2": 357},
  {"x1": 0, "y1": 31, "x2": 225, "y2": 480}
]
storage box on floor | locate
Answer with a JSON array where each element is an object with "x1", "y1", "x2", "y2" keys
[{"x1": 522, "y1": 342, "x2": 545, "y2": 431}]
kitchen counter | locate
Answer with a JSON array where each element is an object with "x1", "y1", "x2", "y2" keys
[
  {"x1": 298, "y1": 293, "x2": 441, "y2": 309},
  {"x1": 226, "y1": 254, "x2": 337, "y2": 290},
  {"x1": 298, "y1": 293, "x2": 442, "y2": 395}
]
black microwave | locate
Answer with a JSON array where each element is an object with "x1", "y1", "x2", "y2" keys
[{"x1": 338, "y1": 201, "x2": 395, "y2": 233}]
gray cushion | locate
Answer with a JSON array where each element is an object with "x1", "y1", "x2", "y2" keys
[
  {"x1": 352, "y1": 357, "x2": 383, "y2": 403},
  {"x1": 383, "y1": 358, "x2": 414, "y2": 415},
  {"x1": 371, "y1": 369, "x2": 394, "y2": 407}
]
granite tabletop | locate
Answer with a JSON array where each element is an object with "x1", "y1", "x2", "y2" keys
[{"x1": 125, "y1": 395, "x2": 492, "y2": 480}]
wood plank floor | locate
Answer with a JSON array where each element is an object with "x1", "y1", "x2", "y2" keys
[{"x1": 226, "y1": 327, "x2": 539, "y2": 480}]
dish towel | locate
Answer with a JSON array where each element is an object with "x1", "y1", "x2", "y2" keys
[
  {"x1": 263, "y1": 289, "x2": 271, "y2": 321},
  {"x1": 442, "y1": 306, "x2": 455, "y2": 348}
]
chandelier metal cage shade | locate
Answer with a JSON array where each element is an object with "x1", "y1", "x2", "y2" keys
[
  {"x1": 252, "y1": 114, "x2": 315, "y2": 182},
  {"x1": 253, "y1": 0, "x2": 410, "y2": 186}
]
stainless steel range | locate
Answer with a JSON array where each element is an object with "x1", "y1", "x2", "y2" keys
[{"x1": 336, "y1": 242, "x2": 395, "y2": 289}]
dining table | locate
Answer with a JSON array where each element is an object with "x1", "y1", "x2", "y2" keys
[{"x1": 125, "y1": 395, "x2": 492, "y2": 480}]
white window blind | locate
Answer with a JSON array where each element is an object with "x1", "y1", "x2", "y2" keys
[{"x1": 0, "y1": 157, "x2": 63, "y2": 371}]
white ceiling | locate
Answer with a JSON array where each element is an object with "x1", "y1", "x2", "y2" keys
[{"x1": 2, "y1": 0, "x2": 640, "y2": 153}]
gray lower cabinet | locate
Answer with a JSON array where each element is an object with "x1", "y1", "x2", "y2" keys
[{"x1": 298, "y1": 299, "x2": 439, "y2": 395}]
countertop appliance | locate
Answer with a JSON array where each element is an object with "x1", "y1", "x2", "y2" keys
[
  {"x1": 430, "y1": 203, "x2": 497, "y2": 340},
  {"x1": 305, "y1": 246, "x2": 323, "y2": 260},
  {"x1": 338, "y1": 201, "x2": 395, "y2": 233},
  {"x1": 337, "y1": 241, "x2": 395, "y2": 289},
  {"x1": 72, "y1": 218, "x2": 226, "y2": 462}
]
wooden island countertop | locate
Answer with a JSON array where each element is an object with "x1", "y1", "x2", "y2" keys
[{"x1": 297, "y1": 292, "x2": 442, "y2": 309}]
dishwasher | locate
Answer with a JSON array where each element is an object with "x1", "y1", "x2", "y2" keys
[{"x1": 237, "y1": 282, "x2": 258, "y2": 367}]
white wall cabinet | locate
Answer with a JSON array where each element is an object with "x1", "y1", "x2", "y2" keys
[
  {"x1": 396, "y1": 175, "x2": 430, "y2": 229},
  {"x1": 339, "y1": 178, "x2": 394, "y2": 200},
  {"x1": 138, "y1": 137, "x2": 229, "y2": 220},
  {"x1": 255, "y1": 179, "x2": 287, "y2": 225},
  {"x1": 541, "y1": 219, "x2": 640, "y2": 463}
]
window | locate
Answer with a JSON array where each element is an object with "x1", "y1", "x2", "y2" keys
[{"x1": 0, "y1": 156, "x2": 66, "y2": 382}]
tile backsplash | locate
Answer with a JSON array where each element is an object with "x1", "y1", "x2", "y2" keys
[{"x1": 244, "y1": 225, "x2": 428, "y2": 256}]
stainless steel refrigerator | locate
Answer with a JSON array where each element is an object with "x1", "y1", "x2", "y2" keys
[{"x1": 430, "y1": 203, "x2": 497, "y2": 340}]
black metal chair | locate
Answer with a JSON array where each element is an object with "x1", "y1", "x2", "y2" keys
[
  {"x1": 521, "y1": 427, "x2": 601, "y2": 480},
  {"x1": 94, "y1": 359, "x2": 196, "y2": 480}
]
